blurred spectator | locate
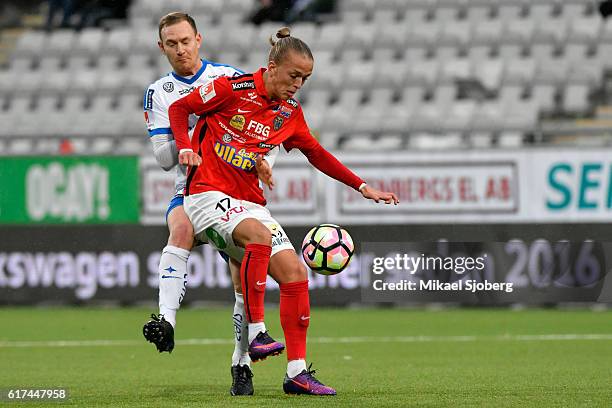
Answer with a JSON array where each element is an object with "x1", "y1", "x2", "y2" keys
[
  {"x1": 286, "y1": 0, "x2": 336, "y2": 23},
  {"x1": 46, "y1": 0, "x2": 131, "y2": 30},
  {"x1": 77, "y1": 0, "x2": 131, "y2": 28},
  {"x1": 46, "y1": 0, "x2": 75, "y2": 29},
  {"x1": 250, "y1": 0, "x2": 294, "y2": 25}
]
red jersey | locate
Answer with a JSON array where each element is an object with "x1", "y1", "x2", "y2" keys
[{"x1": 169, "y1": 68, "x2": 364, "y2": 205}]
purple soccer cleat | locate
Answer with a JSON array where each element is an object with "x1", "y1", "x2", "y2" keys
[
  {"x1": 248, "y1": 331, "x2": 285, "y2": 362},
  {"x1": 283, "y1": 364, "x2": 337, "y2": 396}
]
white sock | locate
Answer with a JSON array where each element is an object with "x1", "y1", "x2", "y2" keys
[
  {"x1": 231, "y1": 292, "x2": 251, "y2": 367},
  {"x1": 287, "y1": 359, "x2": 307, "y2": 378},
  {"x1": 158, "y1": 245, "x2": 190, "y2": 328},
  {"x1": 247, "y1": 322, "x2": 266, "y2": 345}
]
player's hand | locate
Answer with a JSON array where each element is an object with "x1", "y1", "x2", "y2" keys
[
  {"x1": 179, "y1": 150, "x2": 202, "y2": 167},
  {"x1": 255, "y1": 154, "x2": 275, "y2": 190},
  {"x1": 361, "y1": 185, "x2": 399, "y2": 205}
]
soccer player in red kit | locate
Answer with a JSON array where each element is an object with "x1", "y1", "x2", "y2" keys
[{"x1": 169, "y1": 27, "x2": 398, "y2": 395}]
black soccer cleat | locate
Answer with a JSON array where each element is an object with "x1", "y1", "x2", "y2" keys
[
  {"x1": 230, "y1": 364, "x2": 254, "y2": 396},
  {"x1": 143, "y1": 313, "x2": 175, "y2": 353}
]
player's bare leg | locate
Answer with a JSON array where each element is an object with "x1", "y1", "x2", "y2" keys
[
  {"x1": 268, "y1": 249, "x2": 336, "y2": 396},
  {"x1": 232, "y1": 218, "x2": 284, "y2": 362}
]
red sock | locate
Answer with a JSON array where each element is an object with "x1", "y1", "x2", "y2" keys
[
  {"x1": 280, "y1": 280, "x2": 310, "y2": 360},
  {"x1": 240, "y1": 243, "x2": 272, "y2": 323}
]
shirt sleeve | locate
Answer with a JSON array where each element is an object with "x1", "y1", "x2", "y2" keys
[
  {"x1": 263, "y1": 145, "x2": 280, "y2": 167},
  {"x1": 144, "y1": 84, "x2": 178, "y2": 170},
  {"x1": 285, "y1": 108, "x2": 364, "y2": 191},
  {"x1": 144, "y1": 84, "x2": 172, "y2": 137},
  {"x1": 169, "y1": 77, "x2": 234, "y2": 153}
]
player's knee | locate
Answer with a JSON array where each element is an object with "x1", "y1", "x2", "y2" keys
[
  {"x1": 169, "y1": 219, "x2": 194, "y2": 248},
  {"x1": 284, "y1": 260, "x2": 308, "y2": 283},
  {"x1": 248, "y1": 225, "x2": 272, "y2": 246}
]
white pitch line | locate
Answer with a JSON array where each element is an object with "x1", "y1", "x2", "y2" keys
[{"x1": 2, "y1": 334, "x2": 612, "y2": 348}]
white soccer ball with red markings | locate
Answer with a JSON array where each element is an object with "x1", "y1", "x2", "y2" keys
[{"x1": 301, "y1": 224, "x2": 354, "y2": 275}]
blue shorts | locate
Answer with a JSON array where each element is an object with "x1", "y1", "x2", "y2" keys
[
  {"x1": 165, "y1": 195, "x2": 184, "y2": 222},
  {"x1": 166, "y1": 194, "x2": 229, "y2": 264}
]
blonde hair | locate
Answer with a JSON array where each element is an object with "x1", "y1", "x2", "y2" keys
[{"x1": 268, "y1": 27, "x2": 313, "y2": 63}]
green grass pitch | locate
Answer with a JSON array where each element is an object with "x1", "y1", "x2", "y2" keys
[{"x1": 1, "y1": 307, "x2": 612, "y2": 407}]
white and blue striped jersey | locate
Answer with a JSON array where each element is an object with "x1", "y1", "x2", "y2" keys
[{"x1": 144, "y1": 59, "x2": 243, "y2": 197}]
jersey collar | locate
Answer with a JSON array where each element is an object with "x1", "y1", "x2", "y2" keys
[
  {"x1": 171, "y1": 59, "x2": 208, "y2": 85},
  {"x1": 253, "y1": 68, "x2": 271, "y2": 100}
]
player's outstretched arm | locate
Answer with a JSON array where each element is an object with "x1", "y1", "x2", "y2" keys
[{"x1": 360, "y1": 184, "x2": 399, "y2": 205}]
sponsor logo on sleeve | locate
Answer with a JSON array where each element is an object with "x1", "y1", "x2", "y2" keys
[
  {"x1": 258, "y1": 142, "x2": 277, "y2": 149},
  {"x1": 230, "y1": 115, "x2": 246, "y2": 131},
  {"x1": 145, "y1": 89, "x2": 154, "y2": 110},
  {"x1": 199, "y1": 81, "x2": 216, "y2": 103},
  {"x1": 163, "y1": 82, "x2": 174, "y2": 92}
]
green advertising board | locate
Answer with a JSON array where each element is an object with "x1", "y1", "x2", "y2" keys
[{"x1": 0, "y1": 156, "x2": 139, "y2": 224}]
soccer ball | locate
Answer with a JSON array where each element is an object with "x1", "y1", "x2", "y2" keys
[{"x1": 301, "y1": 224, "x2": 354, "y2": 275}]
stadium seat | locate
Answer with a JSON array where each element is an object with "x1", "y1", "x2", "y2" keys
[
  {"x1": 503, "y1": 57, "x2": 536, "y2": 86},
  {"x1": 308, "y1": 61, "x2": 343, "y2": 92},
  {"x1": 407, "y1": 59, "x2": 440, "y2": 87},
  {"x1": 43, "y1": 29, "x2": 77, "y2": 58},
  {"x1": 568, "y1": 16, "x2": 602, "y2": 44},
  {"x1": 439, "y1": 58, "x2": 471, "y2": 83},
  {"x1": 345, "y1": 23, "x2": 377, "y2": 51},
  {"x1": 377, "y1": 102, "x2": 413, "y2": 134},
  {"x1": 438, "y1": 21, "x2": 471, "y2": 48},
  {"x1": 562, "y1": 82, "x2": 591, "y2": 115},
  {"x1": 466, "y1": 2, "x2": 493, "y2": 25},
  {"x1": 312, "y1": 23, "x2": 348, "y2": 52},
  {"x1": 224, "y1": 24, "x2": 256, "y2": 54},
  {"x1": 70, "y1": 69, "x2": 99, "y2": 95},
  {"x1": 471, "y1": 101, "x2": 504, "y2": 132},
  {"x1": 340, "y1": 9, "x2": 369, "y2": 24},
  {"x1": 497, "y1": 1, "x2": 524, "y2": 21},
  {"x1": 190, "y1": 0, "x2": 224, "y2": 16},
  {"x1": 473, "y1": 58, "x2": 504, "y2": 91},
  {"x1": 503, "y1": 19, "x2": 535, "y2": 47},
  {"x1": 441, "y1": 100, "x2": 477, "y2": 132},
  {"x1": 216, "y1": 51, "x2": 243, "y2": 71},
  {"x1": 12, "y1": 30, "x2": 47, "y2": 58},
  {"x1": 531, "y1": 83, "x2": 558, "y2": 114},
  {"x1": 497, "y1": 131, "x2": 524, "y2": 148},
  {"x1": 290, "y1": 22, "x2": 317, "y2": 48},
  {"x1": 339, "y1": 0, "x2": 378, "y2": 13},
  {"x1": 371, "y1": 10, "x2": 397, "y2": 25},
  {"x1": 101, "y1": 28, "x2": 133, "y2": 57},
  {"x1": 15, "y1": 70, "x2": 44, "y2": 95},
  {"x1": 375, "y1": 21, "x2": 410, "y2": 52},
  {"x1": 346, "y1": 61, "x2": 376, "y2": 88},
  {"x1": 410, "y1": 132, "x2": 465, "y2": 150},
  {"x1": 407, "y1": 21, "x2": 440, "y2": 49},
  {"x1": 471, "y1": 20, "x2": 503, "y2": 46},
  {"x1": 8, "y1": 55, "x2": 34, "y2": 72},
  {"x1": 434, "y1": 0, "x2": 464, "y2": 23},
  {"x1": 37, "y1": 55, "x2": 63, "y2": 72},
  {"x1": 73, "y1": 28, "x2": 106, "y2": 56},
  {"x1": 65, "y1": 55, "x2": 92, "y2": 72}
]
